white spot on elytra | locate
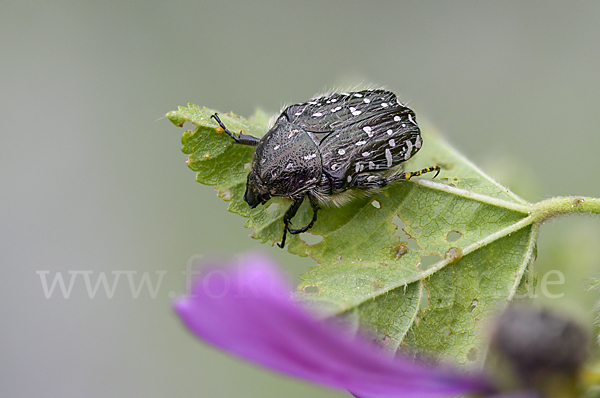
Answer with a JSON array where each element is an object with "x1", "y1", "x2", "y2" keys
[
  {"x1": 363, "y1": 98, "x2": 370, "y2": 103},
  {"x1": 347, "y1": 175, "x2": 352, "y2": 182},
  {"x1": 355, "y1": 140, "x2": 366, "y2": 146},
  {"x1": 394, "y1": 116, "x2": 401, "y2": 122},
  {"x1": 362, "y1": 151, "x2": 370, "y2": 157},
  {"x1": 286, "y1": 163, "x2": 293, "y2": 169},
  {"x1": 388, "y1": 139, "x2": 396, "y2": 147},
  {"x1": 331, "y1": 106, "x2": 342, "y2": 113},
  {"x1": 338, "y1": 149, "x2": 346, "y2": 155},
  {"x1": 405, "y1": 141, "x2": 413, "y2": 160},
  {"x1": 308, "y1": 101, "x2": 317, "y2": 105},
  {"x1": 352, "y1": 109, "x2": 362, "y2": 116},
  {"x1": 368, "y1": 161, "x2": 375, "y2": 170},
  {"x1": 341, "y1": 92, "x2": 350, "y2": 96},
  {"x1": 415, "y1": 135, "x2": 422, "y2": 149},
  {"x1": 387, "y1": 129, "x2": 393, "y2": 135},
  {"x1": 273, "y1": 145, "x2": 280, "y2": 150},
  {"x1": 354, "y1": 93, "x2": 363, "y2": 97},
  {"x1": 331, "y1": 98, "x2": 337, "y2": 102},
  {"x1": 385, "y1": 148, "x2": 393, "y2": 167},
  {"x1": 401, "y1": 123, "x2": 406, "y2": 128},
  {"x1": 312, "y1": 112, "x2": 323, "y2": 117},
  {"x1": 331, "y1": 163, "x2": 339, "y2": 171},
  {"x1": 381, "y1": 102, "x2": 389, "y2": 108},
  {"x1": 362, "y1": 126, "x2": 373, "y2": 137},
  {"x1": 304, "y1": 153, "x2": 317, "y2": 160},
  {"x1": 295, "y1": 111, "x2": 302, "y2": 116}
]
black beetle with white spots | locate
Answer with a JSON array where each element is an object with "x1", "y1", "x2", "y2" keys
[{"x1": 212, "y1": 89, "x2": 440, "y2": 248}]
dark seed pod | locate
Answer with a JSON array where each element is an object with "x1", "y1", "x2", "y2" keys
[{"x1": 211, "y1": 89, "x2": 440, "y2": 248}]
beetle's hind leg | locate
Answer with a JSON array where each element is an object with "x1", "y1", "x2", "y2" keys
[
  {"x1": 211, "y1": 113, "x2": 260, "y2": 146},
  {"x1": 277, "y1": 196, "x2": 320, "y2": 249},
  {"x1": 402, "y1": 166, "x2": 441, "y2": 181},
  {"x1": 348, "y1": 173, "x2": 389, "y2": 189},
  {"x1": 349, "y1": 165, "x2": 441, "y2": 190}
]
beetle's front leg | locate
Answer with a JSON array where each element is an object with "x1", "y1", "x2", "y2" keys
[
  {"x1": 287, "y1": 195, "x2": 319, "y2": 235},
  {"x1": 277, "y1": 196, "x2": 305, "y2": 249}
]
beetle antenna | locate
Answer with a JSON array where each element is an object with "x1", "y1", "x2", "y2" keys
[{"x1": 211, "y1": 113, "x2": 261, "y2": 146}]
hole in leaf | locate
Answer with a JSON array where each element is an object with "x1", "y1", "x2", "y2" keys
[
  {"x1": 302, "y1": 285, "x2": 320, "y2": 294},
  {"x1": 446, "y1": 230, "x2": 462, "y2": 242},
  {"x1": 468, "y1": 299, "x2": 479, "y2": 313},
  {"x1": 335, "y1": 255, "x2": 343, "y2": 263},
  {"x1": 371, "y1": 199, "x2": 381, "y2": 209},
  {"x1": 382, "y1": 335, "x2": 392, "y2": 346},
  {"x1": 467, "y1": 348, "x2": 478, "y2": 362},
  {"x1": 413, "y1": 227, "x2": 421, "y2": 235},
  {"x1": 299, "y1": 233, "x2": 324, "y2": 246},
  {"x1": 392, "y1": 215, "x2": 421, "y2": 251},
  {"x1": 244, "y1": 162, "x2": 252, "y2": 170},
  {"x1": 265, "y1": 203, "x2": 279, "y2": 213},
  {"x1": 418, "y1": 255, "x2": 442, "y2": 270}
]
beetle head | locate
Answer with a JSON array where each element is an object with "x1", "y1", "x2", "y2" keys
[{"x1": 244, "y1": 171, "x2": 271, "y2": 208}]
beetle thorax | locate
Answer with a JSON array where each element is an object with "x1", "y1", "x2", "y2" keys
[{"x1": 252, "y1": 117, "x2": 322, "y2": 198}]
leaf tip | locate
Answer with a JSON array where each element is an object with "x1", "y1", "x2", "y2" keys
[{"x1": 167, "y1": 111, "x2": 186, "y2": 127}]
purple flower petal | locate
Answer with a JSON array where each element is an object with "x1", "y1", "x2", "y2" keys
[{"x1": 174, "y1": 254, "x2": 494, "y2": 398}]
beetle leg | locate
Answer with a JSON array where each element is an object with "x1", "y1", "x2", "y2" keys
[
  {"x1": 321, "y1": 170, "x2": 336, "y2": 195},
  {"x1": 403, "y1": 166, "x2": 441, "y2": 180},
  {"x1": 287, "y1": 195, "x2": 319, "y2": 235},
  {"x1": 277, "y1": 196, "x2": 305, "y2": 249},
  {"x1": 211, "y1": 113, "x2": 260, "y2": 147},
  {"x1": 348, "y1": 173, "x2": 388, "y2": 189},
  {"x1": 350, "y1": 166, "x2": 441, "y2": 190}
]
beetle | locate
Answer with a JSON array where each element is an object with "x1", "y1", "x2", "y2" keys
[{"x1": 211, "y1": 89, "x2": 440, "y2": 248}]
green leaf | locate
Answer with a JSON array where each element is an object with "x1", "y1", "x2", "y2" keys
[{"x1": 167, "y1": 103, "x2": 600, "y2": 367}]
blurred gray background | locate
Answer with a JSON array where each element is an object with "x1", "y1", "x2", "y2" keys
[{"x1": 2, "y1": 1, "x2": 599, "y2": 397}]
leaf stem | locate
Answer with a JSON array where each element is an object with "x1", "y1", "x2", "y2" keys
[
  {"x1": 531, "y1": 196, "x2": 600, "y2": 223},
  {"x1": 416, "y1": 179, "x2": 532, "y2": 213}
]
